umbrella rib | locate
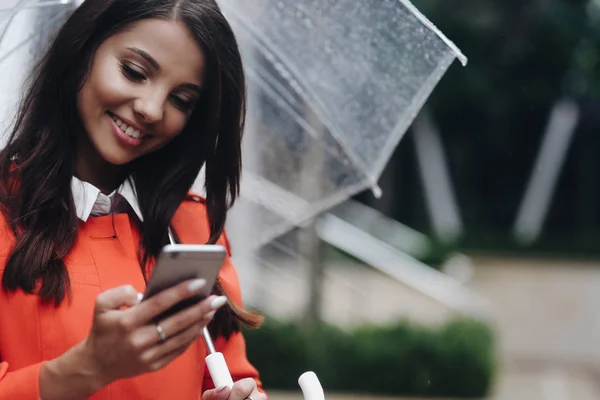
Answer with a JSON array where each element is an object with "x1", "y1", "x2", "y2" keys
[
  {"x1": 262, "y1": 240, "x2": 309, "y2": 264},
  {"x1": 396, "y1": 0, "x2": 467, "y2": 66},
  {"x1": 238, "y1": 179, "x2": 375, "y2": 252}
]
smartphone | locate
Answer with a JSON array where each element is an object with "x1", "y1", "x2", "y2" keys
[{"x1": 143, "y1": 244, "x2": 227, "y2": 322}]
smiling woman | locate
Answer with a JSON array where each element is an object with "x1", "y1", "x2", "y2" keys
[{"x1": 0, "y1": 1, "x2": 265, "y2": 400}]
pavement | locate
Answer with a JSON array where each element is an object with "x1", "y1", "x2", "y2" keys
[{"x1": 240, "y1": 255, "x2": 600, "y2": 400}]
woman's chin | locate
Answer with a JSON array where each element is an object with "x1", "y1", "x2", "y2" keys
[{"x1": 98, "y1": 149, "x2": 137, "y2": 167}]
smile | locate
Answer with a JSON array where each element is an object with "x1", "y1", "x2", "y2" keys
[{"x1": 110, "y1": 114, "x2": 146, "y2": 139}]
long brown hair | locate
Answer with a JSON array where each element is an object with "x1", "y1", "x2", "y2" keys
[{"x1": 0, "y1": 0, "x2": 261, "y2": 338}]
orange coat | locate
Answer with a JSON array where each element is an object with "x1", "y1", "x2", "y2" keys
[{"x1": 0, "y1": 195, "x2": 263, "y2": 399}]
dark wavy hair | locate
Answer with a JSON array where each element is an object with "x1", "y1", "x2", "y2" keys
[{"x1": 0, "y1": 0, "x2": 261, "y2": 338}]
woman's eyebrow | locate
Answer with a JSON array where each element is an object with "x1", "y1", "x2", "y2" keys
[{"x1": 126, "y1": 47, "x2": 160, "y2": 71}]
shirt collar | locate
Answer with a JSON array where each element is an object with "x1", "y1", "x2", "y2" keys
[{"x1": 71, "y1": 176, "x2": 143, "y2": 222}]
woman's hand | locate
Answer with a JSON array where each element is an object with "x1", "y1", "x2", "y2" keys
[
  {"x1": 83, "y1": 280, "x2": 227, "y2": 385},
  {"x1": 40, "y1": 279, "x2": 228, "y2": 400},
  {"x1": 202, "y1": 378, "x2": 267, "y2": 400}
]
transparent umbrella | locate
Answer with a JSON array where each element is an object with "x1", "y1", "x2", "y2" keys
[{"x1": 218, "y1": 0, "x2": 467, "y2": 254}]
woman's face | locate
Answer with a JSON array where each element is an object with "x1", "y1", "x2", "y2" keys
[{"x1": 77, "y1": 18, "x2": 205, "y2": 166}]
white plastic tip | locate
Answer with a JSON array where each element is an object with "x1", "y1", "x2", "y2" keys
[
  {"x1": 371, "y1": 184, "x2": 383, "y2": 199},
  {"x1": 205, "y1": 352, "x2": 234, "y2": 389},
  {"x1": 298, "y1": 371, "x2": 325, "y2": 400}
]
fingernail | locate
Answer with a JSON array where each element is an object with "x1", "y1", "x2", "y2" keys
[
  {"x1": 188, "y1": 279, "x2": 207, "y2": 292},
  {"x1": 210, "y1": 296, "x2": 228, "y2": 309},
  {"x1": 206, "y1": 310, "x2": 216, "y2": 320},
  {"x1": 217, "y1": 386, "x2": 228, "y2": 393},
  {"x1": 136, "y1": 293, "x2": 144, "y2": 303}
]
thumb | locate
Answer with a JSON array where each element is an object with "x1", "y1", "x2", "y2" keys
[
  {"x1": 202, "y1": 386, "x2": 231, "y2": 400},
  {"x1": 95, "y1": 285, "x2": 141, "y2": 313}
]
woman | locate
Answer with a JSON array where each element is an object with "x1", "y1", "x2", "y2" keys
[{"x1": 0, "y1": 0, "x2": 266, "y2": 399}]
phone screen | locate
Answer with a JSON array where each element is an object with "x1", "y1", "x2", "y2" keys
[{"x1": 143, "y1": 244, "x2": 226, "y2": 322}]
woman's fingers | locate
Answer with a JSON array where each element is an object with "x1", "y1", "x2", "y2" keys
[
  {"x1": 243, "y1": 388, "x2": 268, "y2": 400},
  {"x1": 94, "y1": 285, "x2": 140, "y2": 313},
  {"x1": 140, "y1": 320, "x2": 206, "y2": 367},
  {"x1": 122, "y1": 278, "x2": 207, "y2": 328},
  {"x1": 126, "y1": 293, "x2": 227, "y2": 360},
  {"x1": 156, "y1": 294, "x2": 226, "y2": 338},
  {"x1": 229, "y1": 379, "x2": 262, "y2": 400},
  {"x1": 201, "y1": 378, "x2": 261, "y2": 400},
  {"x1": 130, "y1": 294, "x2": 227, "y2": 349},
  {"x1": 201, "y1": 386, "x2": 231, "y2": 400}
]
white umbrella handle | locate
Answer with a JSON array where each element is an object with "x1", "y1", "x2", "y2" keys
[
  {"x1": 298, "y1": 371, "x2": 325, "y2": 400},
  {"x1": 205, "y1": 351, "x2": 234, "y2": 389},
  {"x1": 204, "y1": 355, "x2": 325, "y2": 400}
]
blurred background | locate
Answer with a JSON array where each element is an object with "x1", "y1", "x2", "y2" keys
[
  {"x1": 2, "y1": 0, "x2": 600, "y2": 399},
  {"x1": 233, "y1": 1, "x2": 600, "y2": 399}
]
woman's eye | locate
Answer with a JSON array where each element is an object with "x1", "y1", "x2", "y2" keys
[
  {"x1": 171, "y1": 95, "x2": 195, "y2": 112},
  {"x1": 121, "y1": 63, "x2": 146, "y2": 82}
]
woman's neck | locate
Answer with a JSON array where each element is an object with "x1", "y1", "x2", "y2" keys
[
  {"x1": 74, "y1": 137, "x2": 125, "y2": 195},
  {"x1": 74, "y1": 158, "x2": 124, "y2": 195}
]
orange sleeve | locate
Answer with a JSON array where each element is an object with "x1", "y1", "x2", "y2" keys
[{"x1": 0, "y1": 361, "x2": 43, "y2": 399}]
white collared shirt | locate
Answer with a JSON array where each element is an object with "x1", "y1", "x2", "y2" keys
[{"x1": 71, "y1": 176, "x2": 143, "y2": 222}]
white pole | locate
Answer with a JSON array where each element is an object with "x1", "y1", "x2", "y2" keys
[
  {"x1": 513, "y1": 99, "x2": 579, "y2": 244},
  {"x1": 412, "y1": 111, "x2": 463, "y2": 243}
]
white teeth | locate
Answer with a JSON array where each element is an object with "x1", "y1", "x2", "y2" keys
[{"x1": 112, "y1": 116, "x2": 143, "y2": 139}]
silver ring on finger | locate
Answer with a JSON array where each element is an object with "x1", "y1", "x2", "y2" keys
[{"x1": 156, "y1": 323, "x2": 167, "y2": 343}]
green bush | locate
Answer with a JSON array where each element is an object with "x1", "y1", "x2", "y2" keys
[{"x1": 244, "y1": 317, "x2": 496, "y2": 398}]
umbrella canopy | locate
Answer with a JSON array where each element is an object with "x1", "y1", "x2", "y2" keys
[{"x1": 219, "y1": 0, "x2": 466, "y2": 253}]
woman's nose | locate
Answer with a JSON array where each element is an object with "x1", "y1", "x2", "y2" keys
[{"x1": 132, "y1": 92, "x2": 165, "y2": 123}]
